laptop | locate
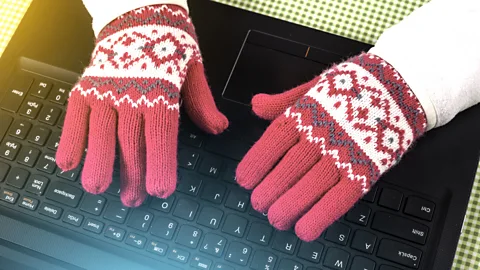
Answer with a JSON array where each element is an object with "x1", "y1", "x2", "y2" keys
[{"x1": 0, "y1": 0, "x2": 479, "y2": 269}]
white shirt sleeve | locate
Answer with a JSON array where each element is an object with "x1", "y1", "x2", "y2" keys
[
  {"x1": 369, "y1": 0, "x2": 480, "y2": 130},
  {"x1": 82, "y1": 0, "x2": 189, "y2": 37}
]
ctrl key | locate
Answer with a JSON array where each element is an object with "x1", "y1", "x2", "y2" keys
[{"x1": 168, "y1": 248, "x2": 190, "y2": 264}]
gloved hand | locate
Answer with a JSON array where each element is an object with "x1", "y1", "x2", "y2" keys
[
  {"x1": 56, "y1": 4, "x2": 228, "y2": 207},
  {"x1": 237, "y1": 0, "x2": 480, "y2": 242}
]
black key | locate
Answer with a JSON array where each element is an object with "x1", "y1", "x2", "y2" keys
[
  {"x1": 200, "y1": 182, "x2": 226, "y2": 204},
  {"x1": 46, "y1": 131, "x2": 61, "y2": 150},
  {"x1": 377, "y1": 239, "x2": 422, "y2": 269},
  {"x1": 225, "y1": 241, "x2": 251, "y2": 266},
  {"x1": 190, "y1": 255, "x2": 213, "y2": 270},
  {"x1": 205, "y1": 136, "x2": 250, "y2": 161},
  {"x1": 25, "y1": 174, "x2": 49, "y2": 195},
  {"x1": 38, "y1": 203, "x2": 63, "y2": 219},
  {"x1": 222, "y1": 214, "x2": 247, "y2": 238},
  {"x1": 0, "y1": 77, "x2": 33, "y2": 113},
  {"x1": 30, "y1": 80, "x2": 52, "y2": 99},
  {"x1": 197, "y1": 206, "x2": 223, "y2": 229},
  {"x1": 19, "y1": 99, "x2": 42, "y2": 119},
  {"x1": 16, "y1": 146, "x2": 40, "y2": 167},
  {"x1": 150, "y1": 195, "x2": 175, "y2": 213},
  {"x1": 45, "y1": 181, "x2": 83, "y2": 207},
  {"x1": 198, "y1": 155, "x2": 223, "y2": 178},
  {"x1": 28, "y1": 126, "x2": 51, "y2": 146},
  {"x1": 104, "y1": 225, "x2": 126, "y2": 241},
  {"x1": 146, "y1": 240, "x2": 168, "y2": 256},
  {"x1": 5, "y1": 167, "x2": 29, "y2": 189},
  {"x1": 0, "y1": 140, "x2": 21, "y2": 160},
  {"x1": 36, "y1": 152, "x2": 56, "y2": 174},
  {"x1": 323, "y1": 248, "x2": 349, "y2": 270},
  {"x1": 0, "y1": 114, "x2": 13, "y2": 141},
  {"x1": 213, "y1": 263, "x2": 234, "y2": 270},
  {"x1": 38, "y1": 105, "x2": 61, "y2": 125},
  {"x1": 179, "y1": 130, "x2": 204, "y2": 148},
  {"x1": 378, "y1": 188, "x2": 403, "y2": 210},
  {"x1": 272, "y1": 231, "x2": 299, "y2": 255},
  {"x1": 48, "y1": 85, "x2": 69, "y2": 105},
  {"x1": 345, "y1": 204, "x2": 371, "y2": 226},
  {"x1": 297, "y1": 241, "x2": 324, "y2": 263},
  {"x1": 8, "y1": 119, "x2": 31, "y2": 139},
  {"x1": 173, "y1": 198, "x2": 199, "y2": 221},
  {"x1": 80, "y1": 194, "x2": 106, "y2": 215},
  {"x1": 278, "y1": 259, "x2": 303, "y2": 270},
  {"x1": 250, "y1": 250, "x2": 276, "y2": 270},
  {"x1": 222, "y1": 161, "x2": 237, "y2": 183},
  {"x1": 0, "y1": 189, "x2": 19, "y2": 204},
  {"x1": 362, "y1": 186, "x2": 378, "y2": 203},
  {"x1": 127, "y1": 209, "x2": 153, "y2": 232},
  {"x1": 0, "y1": 162, "x2": 9, "y2": 182},
  {"x1": 150, "y1": 217, "x2": 177, "y2": 240},
  {"x1": 371, "y1": 212, "x2": 428, "y2": 244},
  {"x1": 83, "y1": 218, "x2": 104, "y2": 234},
  {"x1": 325, "y1": 222, "x2": 350, "y2": 246},
  {"x1": 350, "y1": 230, "x2": 376, "y2": 254},
  {"x1": 176, "y1": 174, "x2": 202, "y2": 196},
  {"x1": 104, "y1": 201, "x2": 129, "y2": 224},
  {"x1": 57, "y1": 112, "x2": 65, "y2": 128},
  {"x1": 225, "y1": 189, "x2": 249, "y2": 212},
  {"x1": 56, "y1": 167, "x2": 80, "y2": 182},
  {"x1": 125, "y1": 233, "x2": 147, "y2": 249},
  {"x1": 200, "y1": 233, "x2": 226, "y2": 257},
  {"x1": 175, "y1": 225, "x2": 202, "y2": 248},
  {"x1": 18, "y1": 196, "x2": 39, "y2": 211},
  {"x1": 247, "y1": 222, "x2": 273, "y2": 246},
  {"x1": 249, "y1": 206, "x2": 268, "y2": 220},
  {"x1": 350, "y1": 256, "x2": 375, "y2": 270},
  {"x1": 404, "y1": 196, "x2": 435, "y2": 221},
  {"x1": 62, "y1": 211, "x2": 84, "y2": 227},
  {"x1": 167, "y1": 248, "x2": 190, "y2": 264},
  {"x1": 105, "y1": 180, "x2": 121, "y2": 196},
  {"x1": 379, "y1": 266, "x2": 402, "y2": 270},
  {"x1": 178, "y1": 149, "x2": 199, "y2": 170}
]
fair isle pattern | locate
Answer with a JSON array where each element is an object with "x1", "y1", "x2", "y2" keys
[
  {"x1": 286, "y1": 53, "x2": 426, "y2": 192},
  {"x1": 75, "y1": 5, "x2": 200, "y2": 110}
]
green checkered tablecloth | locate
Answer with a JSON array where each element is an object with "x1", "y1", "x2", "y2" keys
[{"x1": 212, "y1": 0, "x2": 480, "y2": 268}]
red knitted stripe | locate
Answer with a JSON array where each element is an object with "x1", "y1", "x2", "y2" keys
[{"x1": 98, "y1": 4, "x2": 197, "y2": 42}]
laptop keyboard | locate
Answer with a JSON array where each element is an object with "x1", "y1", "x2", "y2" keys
[{"x1": 0, "y1": 68, "x2": 440, "y2": 270}]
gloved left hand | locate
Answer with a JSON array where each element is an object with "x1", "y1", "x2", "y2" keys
[{"x1": 56, "y1": 4, "x2": 228, "y2": 207}]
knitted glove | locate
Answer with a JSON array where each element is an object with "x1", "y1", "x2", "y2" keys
[
  {"x1": 56, "y1": 5, "x2": 228, "y2": 207},
  {"x1": 237, "y1": 0, "x2": 480, "y2": 242}
]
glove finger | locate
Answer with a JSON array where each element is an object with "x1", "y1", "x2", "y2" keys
[
  {"x1": 118, "y1": 108, "x2": 147, "y2": 207},
  {"x1": 250, "y1": 139, "x2": 323, "y2": 213},
  {"x1": 144, "y1": 107, "x2": 178, "y2": 198},
  {"x1": 252, "y1": 77, "x2": 318, "y2": 120},
  {"x1": 56, "y1": 90, "x2": 89, "y2": 171},
  {"x1": 236, "y1": 115, "x2": 300, "y2": 190},
  {"x1": 295, "y1": 179, "x2": 364, "y2": 242},
  {"x1": 267, "y1": 159, "x2": 339, "y2": 231},
  {"x1": 81, "y1": 106, "x2": 117, "y2": 194},
  {"x1": 182, "y1": 62, "x2": 228, "y2": 134}
]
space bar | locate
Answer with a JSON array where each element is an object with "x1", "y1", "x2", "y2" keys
[{"x1": 0, "y1": 213, "x2": 177, "y2": 270}]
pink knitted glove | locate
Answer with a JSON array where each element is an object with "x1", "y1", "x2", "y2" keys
[
  {"x1": 56, "y1": 5, "x2": 228, "y2": 207},
  {"x1": 236, "y1": 53, "x2": 427, "y2": 241}
]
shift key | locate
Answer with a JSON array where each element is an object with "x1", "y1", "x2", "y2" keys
[
  {"x1": 0, "y1": 76, "x2": 33, "y2": 113},
  {"x1": 45, "y1": 182, "x2": 83, "y2": 207},
  {"x1": 371, "y1": 212, "x2": 428, "y2": 244}
]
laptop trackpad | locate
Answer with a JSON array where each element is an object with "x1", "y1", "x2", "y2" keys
[{"x1": 223, "y1": 31, "x2": 341, "y2": 105}]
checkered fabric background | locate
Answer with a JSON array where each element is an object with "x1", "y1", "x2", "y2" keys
[{"x1": 0, "y1": 0, "x2": 478, "y2": 268}]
